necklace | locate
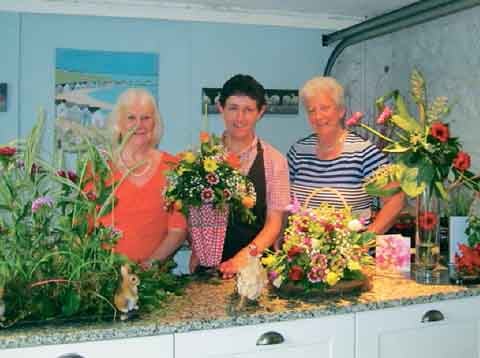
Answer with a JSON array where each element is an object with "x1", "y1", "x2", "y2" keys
[
  {"x1": 317, "y1": 131, "x2": 347, "y2": 153},
  {"x1": 118, "y1": 153, "x2": 153, "y2": 177}
]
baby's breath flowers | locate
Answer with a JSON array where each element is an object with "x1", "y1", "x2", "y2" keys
[{"x1": 165, "y1": 132, "x2": 256, "y2": 223}]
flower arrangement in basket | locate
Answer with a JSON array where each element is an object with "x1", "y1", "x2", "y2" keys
[
  {"x1": 0, "y1": 112, "x2": 186, "y2": 327},
  {"x1": 165, "y1": 131, "x2": 256, "y2": 267},
  {"x1": 261, "y1": 188, "x2": 375, "y2": 294}
]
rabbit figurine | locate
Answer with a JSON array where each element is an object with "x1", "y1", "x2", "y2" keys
[
  {"x1": 0, "y1": 287, "x2": 5, "y2": 322},
  {"x1": 114, "y1": 265, "x2": 140, "y2": 320},
  {"x1": 236, "y1": 245, "x2": 268, "y2": 307}
]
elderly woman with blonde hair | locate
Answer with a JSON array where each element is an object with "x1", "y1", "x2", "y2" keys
[
  {"x1": 95, "y1": 88, "x2": 186, "y2": 265},
  {"x1": 287, "y1": 76, "x2": 404, "y2": 234}
]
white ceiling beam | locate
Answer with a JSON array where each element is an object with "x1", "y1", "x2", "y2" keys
[{"x1": 0, "y1": 0, "x2": 362, "y2": 29}]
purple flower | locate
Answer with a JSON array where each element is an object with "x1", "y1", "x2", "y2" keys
[
  {"x1": 31, "y1": 196, "x2": 54, "y2": 213},
  {"x1": 268, "y1": 271, "x2": 279, "y2": 281}
]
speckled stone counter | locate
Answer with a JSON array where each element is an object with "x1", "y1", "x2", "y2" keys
[{"x1": 1, "y1": 270, "x2": 480, "y2": 349}]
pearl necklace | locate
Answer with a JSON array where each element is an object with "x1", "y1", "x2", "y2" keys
[
  {"x1": 118, "y1": 153, "x2": 153, "y2": 177},
  {"x1": 317, "y1": 131, "x2": 347, "y2": 153}
]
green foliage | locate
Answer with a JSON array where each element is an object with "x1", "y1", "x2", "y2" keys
[
  {"x1": 0, "y1": 111, "x2": 186, "y2": 327},
  {"x1": 466, "y1": 215, "x2": 480, "y2": 248}
]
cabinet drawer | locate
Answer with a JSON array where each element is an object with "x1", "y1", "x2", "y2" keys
[
  {"x1": 2, "y1": 334, "x2": 173, "y2": 358},
  {"x1": 356, "y1": 296, "x2": 480, "y2": 358},
  {"x1": 175, "y1": 314, "x2": 354, "y2": 358}
]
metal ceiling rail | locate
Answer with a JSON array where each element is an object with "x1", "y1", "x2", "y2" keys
[{"x1": 322, "y1": 0, "x2": 480, "y2": 75}]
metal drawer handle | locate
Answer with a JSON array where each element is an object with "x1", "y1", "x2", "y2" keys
[
  {"x1": 421, "y1": 309, "x2": 445, "y2": 323},
  {"x1": 256, "y1": 331, "x2": 285, "y2": 346},
  {"x1": 57, "y1": 354, "x2": 86, "y2": 358}
]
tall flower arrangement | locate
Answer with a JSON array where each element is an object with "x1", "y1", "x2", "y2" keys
[
  {"x1": 346, "y1": 69, "x2": 480, "y2": 199},
  {"x1": 0, "y1": 112, "x2": 185, "y2": 327}
]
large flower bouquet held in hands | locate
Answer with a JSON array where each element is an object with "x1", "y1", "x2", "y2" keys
[
  {"x1": 262, "y1": 188, "x2": 375, "y2": 296},
  {"x1": 165, "y1": 132, "x2": 256, "y2": 267},
  {"x1": 347, "y1": 69, "x2": 480, "y2": 282}
]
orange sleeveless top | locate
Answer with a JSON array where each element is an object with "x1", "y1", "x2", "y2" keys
[{"x1": 99, "y1": 152, "x2": 186, "y2": 262}]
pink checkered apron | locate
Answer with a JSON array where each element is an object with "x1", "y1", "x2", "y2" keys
[{"x1": 188, "y1": 205, "x2": 229, "y2": 267}]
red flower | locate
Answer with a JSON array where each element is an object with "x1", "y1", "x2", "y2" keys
[
  {"x1": 323, "y1": 223, "x2": 335, "y2": 232},
  {"x1": 418, "y1": 211, "x2": 438, "y2": 231},
  {"x1": 455, "y1": 244, "x2": 480, "y2": 274},
  {"x1": 57, "y1": 169, "x2": 78, "y2": 183},
  {"x1": 287, "y1": 245, "x2": 303, "y2": 259},
  {"x1": 0, "y1": 146, "x2": 16, "y2": 157},
  {"x1": 86, "y1": 191, "x2": 97, "y2": 201},
  {"x1": 430, "y1": 122, "x2": 449, "y2": 142},
  {"x1": 453, "y1": 151, "x2": 471, "y2": 171},
  {"x1": 288, "y1": 265, "x2": 304, "y2": 281}
]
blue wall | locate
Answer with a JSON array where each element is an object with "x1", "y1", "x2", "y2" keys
[{"x1": 0, "y1": 11, "x2": 332, "y2": 155}]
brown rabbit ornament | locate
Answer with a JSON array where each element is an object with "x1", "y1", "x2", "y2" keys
[{"x1": 114, "y1": 265, "x2": 140, "y2": 320}]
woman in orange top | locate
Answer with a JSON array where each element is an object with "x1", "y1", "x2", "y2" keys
[{"x1": 98, "y1": 88, "x2": 186, "y2": 264}]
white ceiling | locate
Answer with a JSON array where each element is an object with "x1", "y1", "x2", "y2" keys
[{"x1": 0, "y1": 0, "x2": 418, "y2": 30}]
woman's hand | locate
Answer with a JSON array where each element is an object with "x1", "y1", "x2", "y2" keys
[{"x1": 218, "y1": 251, "x2": 248, "y2": 279}]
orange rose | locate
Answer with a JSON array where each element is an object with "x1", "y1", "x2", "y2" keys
[
  {"x1": 173, "y1": 200, "x2": 183, "y2": 211},
  {"x1": 241, "y1": 196, "x2": 255, "y2": 209},
  {"x1": 200, "y1": 131, "x2": 210, "y2": 143},
  {"x1": 225, "y1": 153, "x2": 241, "y2": 169}
]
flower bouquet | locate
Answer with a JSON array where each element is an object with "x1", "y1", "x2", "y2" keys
[
  {"x1": 346, "y1": 68, "x2": 480, "y2": 282},
  {"x1": 262, "y1": 188, "x2": 375, "y2": 296},
  {"x1": 453, "y1": 215, "x2": 480, "y2": 283},
  {"x1": 165, "y1": 131, "x2": 256, "y2": 267},
  {"x1": 0, "y1": 112, "x2": 185, "y2": 327}
]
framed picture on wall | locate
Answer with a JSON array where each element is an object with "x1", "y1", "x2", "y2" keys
[
  {"x1": 0, "y1": 83, "x2": 7, "y2": 112},
  {"x1": 202, "y1": 87, "x2": 299, "y2": 115},
  {"x1": 55, "y1": 48, "x2": 158, "y2": 152}
]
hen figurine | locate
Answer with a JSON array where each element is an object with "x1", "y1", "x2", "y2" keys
[
  {"x1": 236, "y1": 244, "x2": 268, "y2": 306},
  {"x1": 114, "y1": 265, "x2": 140, "y2": 320}
]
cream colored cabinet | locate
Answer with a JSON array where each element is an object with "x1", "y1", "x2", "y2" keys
[
  {"x1": 356, "y1": 296, "x2": 480, "y2": 358},
  {"x1": 1, "y1": 334, "x2": 173, "y2": 358},
  {"x1": 175, "y1": 313, "x2": 355, "y2": 358}
]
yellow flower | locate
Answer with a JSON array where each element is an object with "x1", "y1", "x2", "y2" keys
[
  {"x1": 241, "y1": 196, "x2": 255, "y2": 209},
  {"x1": 347, "y1": 260, "x2": 361, "y2": 271},
  {"x1": 325, "y1": 271, "x2": 340, "y2": 286},
  {"x1": 203, "y1": 158, "x2": 218, "y2": 172},
  {"x1": 184, "y1": 151, "x2": 196, "y2": 164},
  {"x1": 173, "y1": 200, "x2": 183, "y2": 211},
  {"x1": 261, "y1": 255, "x2": 277, "y2": 267}
]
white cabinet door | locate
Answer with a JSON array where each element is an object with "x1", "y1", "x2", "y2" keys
[
  {"x1": 2, "y1": 334, "x2": 173, "y2": 358},
  {"x1": 175, "y1": 314, "x2": 354, "y2": 358},
  {"x1": 356, "y1": 296, "x2": 480, "y2": 358}
]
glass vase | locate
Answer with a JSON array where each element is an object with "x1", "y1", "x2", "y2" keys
[{"x1": 415, "y1": 186, "x2": 441, "y2": 284}]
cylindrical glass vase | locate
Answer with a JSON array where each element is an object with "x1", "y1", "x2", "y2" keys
[{"x1": 415, "y1": 186, "x2": 441, "y2": 284}]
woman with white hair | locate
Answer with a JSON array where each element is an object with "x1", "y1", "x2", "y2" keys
[
  {"x1": 287, "y1": 76, "x2": 404, "y2": 234},
  {"x1": 96, "y1": 88, "x2": 186, "y2": 264}
]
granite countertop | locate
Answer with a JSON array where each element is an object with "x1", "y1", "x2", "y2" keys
[{"x1": 1, "y1": 270, "x2": 480, "y2": 350}]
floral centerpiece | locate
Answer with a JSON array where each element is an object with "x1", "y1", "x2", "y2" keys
[
  {"x1": 164, "y1": 131, "x2": 256, "y2": 267},
  {"x1": 261, "y1": 192, "x2": 375, "y2": 294},
  {"x1": 346, "y1": 69, "x2": 480, "y2": 282},
  {"x1": 0, "y1": 112, "x2": 185, "y2": 327},
  {"x1": 454, "y1": 215, "x2": 480, "y2": 280}
]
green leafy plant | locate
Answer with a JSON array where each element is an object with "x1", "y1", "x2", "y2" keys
[{"x1": 0, "y1": 111, "x2": 186, "y2": 327}]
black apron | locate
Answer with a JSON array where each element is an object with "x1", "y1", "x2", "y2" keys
[{"x1": 221, "y1": 141, "x2": 267, "y2": 261}]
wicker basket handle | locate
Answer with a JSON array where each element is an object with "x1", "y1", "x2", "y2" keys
[{"x1": 303, "y1": 187, "x2": 350, "y2": 210}]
